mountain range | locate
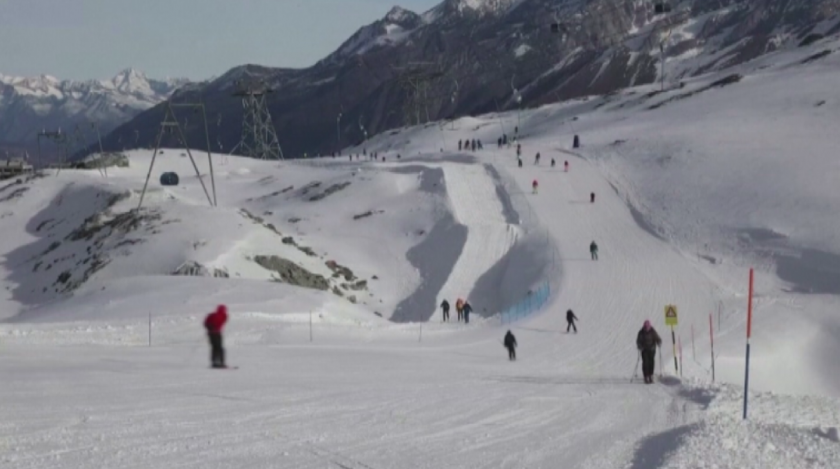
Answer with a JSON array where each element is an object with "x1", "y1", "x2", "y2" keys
[
  {"x1": 0, "y1": 68, "x2": 187, "y2": 160},
  {"x1": 50, "y1": 0, "x2": 840, "y2": 159}
]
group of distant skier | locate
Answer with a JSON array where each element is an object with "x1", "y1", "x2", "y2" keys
[
  {"x1": 499, "y1": 313, "x2": 662, "y2": 383},
  {"x1": 459, "y1": 139, "x2": 483, "y2": 152},
  {"x1": 439, "y1": 298, "x2": 473, "y2": 324}
]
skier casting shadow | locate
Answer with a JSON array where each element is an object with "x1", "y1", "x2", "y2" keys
[
  {"x1": 504, "y1": 330, "x2": 518, "y2": 360},
  {"x1": 636, "y1": 320, "x2": 662, "y2": 384},
  {"x1": 566, "y1": 309, "x2": 578, "y2": 333},
  {"x1": 204, "y1": 305, "x2": 228, "y2": 369}
]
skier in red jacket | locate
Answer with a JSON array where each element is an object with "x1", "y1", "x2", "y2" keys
[{"x1": 204, "y1": 305, "x2": 228, "y2": 368}]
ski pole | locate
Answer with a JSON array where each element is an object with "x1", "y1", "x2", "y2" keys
[
  {"x1": 632, "y1": 351, "x2": 640, "y2": 382},
  {"x1": 659, "y1": 345, "x2": 663, "y2": 378}
]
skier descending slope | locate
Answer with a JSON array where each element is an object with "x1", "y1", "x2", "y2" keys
[
  {"x1": 566, "y1": 309, "x2": 578, "y2": 333},
  {"x1": 636, "y1": 320, "x2": 662, "y2": 384},
  {"x1": 504, "y1": 330, "x2": 518, "y2": 361},
  {"x1": 204, "y1": 305, "x2": 228, "y2": 369}
]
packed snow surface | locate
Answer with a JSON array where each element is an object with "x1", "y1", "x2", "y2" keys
[{"x1": 3, "y1": 32, "x2": 840, "y2": 468}]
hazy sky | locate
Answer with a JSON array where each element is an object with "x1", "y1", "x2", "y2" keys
[{"x1": 0, "y1": 0, "x2": 439, "y2": 81}]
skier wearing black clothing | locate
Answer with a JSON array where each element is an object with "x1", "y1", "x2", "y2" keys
[
  {"x1": 462, "y1": 302, "x2": 473, "y2": 324},
  {"x1": 440, "y1": 299, "x2": 450, "y2": 322},
  {"x1": 636, "y1": 320, "x2": 662, "y2": 383},
  {"x1": 551, "y1": 158, "x2": 556, "y2": 168},
  {"x1": 566, "y1": 309, "x2": 578, "y2": 333},
  {"x1": 504, "y1": 330, "x2": 517, "y2": 360},
  {"x1": 590, "y1": 241, "x2": 599, "y2": 260}
]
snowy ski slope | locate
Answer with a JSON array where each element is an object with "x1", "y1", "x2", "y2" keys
[{"x1": 3, "y1": 33, "x2": 840, "y2": 468}]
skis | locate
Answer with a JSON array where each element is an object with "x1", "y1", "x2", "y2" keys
[{"x1": 210, "y1": 365, "x2": 239, "y2": 370}]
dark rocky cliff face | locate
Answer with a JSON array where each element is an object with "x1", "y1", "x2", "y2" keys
[{"x1": 99, "y1": 0, "x2": 840, "y2": 158}]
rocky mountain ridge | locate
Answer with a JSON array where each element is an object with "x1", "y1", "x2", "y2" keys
[{"x1": 97, "y1": 0, "x2": 840, "y2": 158}]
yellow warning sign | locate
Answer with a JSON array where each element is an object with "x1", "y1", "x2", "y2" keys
[{"x1": 664, "y1": 305, "x2": 678, "y2": 327}]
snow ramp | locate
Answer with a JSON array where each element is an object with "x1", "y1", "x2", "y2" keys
[{"x1": 435, "y1": 163, "x2": 520, "y2": 316}]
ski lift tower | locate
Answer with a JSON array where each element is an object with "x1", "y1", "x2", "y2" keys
[
  {"x1": 230, "y1": 80, "x2": 283, "y2": 160},
  {"x1": 393, "y1": 62, "x2": 445, "y2": 127},
  {"x1": 36, "y1": 129, "x2": 70, "y2": 173},
  {"x1": 69, "y1": 122, "x2": 107, "y2": 177}
]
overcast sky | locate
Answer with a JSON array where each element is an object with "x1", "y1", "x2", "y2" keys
[{"x1": 0, "y1": 0, "x2": 440, "y2": 81}]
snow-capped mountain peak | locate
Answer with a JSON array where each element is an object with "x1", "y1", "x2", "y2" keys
[
  {"x1": 438, "y1": 0, "x2": 518, "y2": 16},
  {"x1": 385, "y1": 5, "x2": 419, "y2": 24},
  {"x1": 328, "y1": 5, "x2": 422, "y2": 59},
  {"x1": 0, "y1": 69, "x2": 189, "y2": 157},
  {"x1": 108, "y1": 67, "x2": 154, "y2": 94}
]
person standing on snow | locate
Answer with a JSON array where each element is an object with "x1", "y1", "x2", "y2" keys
[
  {"x1": 590, "y1": 241, "x2": 598, "y2": 260},
  {"x1": 504, "y1": 330, "x2": 518, "y2": 361},
  {"x1": 204, "y1": 305, "x2": 228, "y2": 369},
  {"x1": 440, "y1": 299, "x2": 450, "y2": 322},
  {"x1": 590, "y1": 192, "x2": 595, "y2": 203},
  {"x1": 564, "y1": 160, "x2": 569, "y2": 172},
  {"x1": 534, "y1": 152, "x2": 540, "y2": 165},
  {"x1": 532, "y1": 179, "x2": 539, "y2": 194},
  {"x1": 566, "y1": 309, "x2": 578, "y2": 333},
  {"x1": 551, "y1": 158, "x2": 556, "y2": 168},
  {"x1": 636, "y1": 320, "x2": 662, "y2": 384},
  {"x1": 462, "y1": 301, "x2": 473, "y2": 324},
  {"x1": 456, "y1": 298, "x2": 464, "y2": 322}
]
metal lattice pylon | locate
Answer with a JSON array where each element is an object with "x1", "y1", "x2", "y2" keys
[
  {"x1": 69, "y1": 122, "x2": 107, "y2": 177},
  {"x1": 230, "y1": 81, "x2": 283, "y2": 160},
  {"x1": 137, "y1": 101, "x2": 218, "y2": 210},
  {"x1": 36, "y1": 129, "x2": 70, "y2": 174},
  {"x1": 393, "y1": 62, "x2": 445, "y2": 127}
]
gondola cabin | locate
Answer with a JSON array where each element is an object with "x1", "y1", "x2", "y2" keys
[{"x1": 654, "y1": 2, "x2": 672, "y2": 14}]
